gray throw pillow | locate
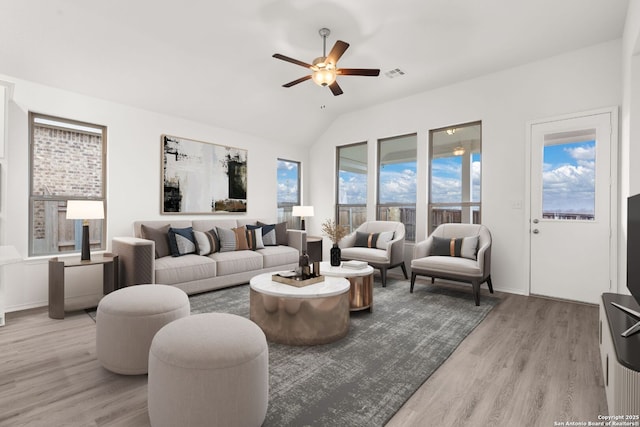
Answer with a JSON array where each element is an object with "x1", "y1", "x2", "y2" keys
[
  {"x1": 258, "y1": 221, "x2": 287, "y2": 245},
  {"x1": 141, "y1": 224, "x2": 171, "y2": 259},
  {"x1": 432, "y1": 235, "x2": 478, "y2": 260}
]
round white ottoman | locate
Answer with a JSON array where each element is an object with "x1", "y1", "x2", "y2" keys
[
  {"x1": 148, "y1": 313, "x2": 269, "y2": 427},
  {"x1": 96, "y1": 284, "x2": 190, "y2": 375}
]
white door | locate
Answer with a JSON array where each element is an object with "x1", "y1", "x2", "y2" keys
[{"x1": 529, "y1": 111, "x2": 614, "y2": 304}]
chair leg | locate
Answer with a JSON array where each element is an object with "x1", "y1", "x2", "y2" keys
[
  {"x1": 400, "y1": 262, "x2": 408, "y2": 280},
  {"x1": 380, "y1": 267, "x2": 387, "y2": 287},
  {"x1": 486, "y1": 275, "x2": 494, "y2": 293},
  {"x1": 410, "y1": 272, "x2": 417, "y2": 293},
  {"x1": 431, "y1": 277, "x2": 435, "y2": 284},
  {"x1": 472, "y1": 280, "x2": 480, "y2": 306}
]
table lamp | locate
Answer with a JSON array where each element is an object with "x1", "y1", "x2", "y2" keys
[
  {"x1": 292, "y1": 205, "x2": 314, "y2": 230},
  {"x1": 66, "y1": 200, "x2": 104, "y2": 261}
]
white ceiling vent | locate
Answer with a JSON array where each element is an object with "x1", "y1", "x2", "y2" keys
[{"x1": 384, "y1": 68, "x2": 405, "y2": 79}]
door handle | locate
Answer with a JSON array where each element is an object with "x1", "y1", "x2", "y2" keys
[
  {"x1": 532, "y1": 229, "x2": 540, "y2": 234},
  {"x1": 532, "y1": 219, "x2": 539, "y2": 224}
]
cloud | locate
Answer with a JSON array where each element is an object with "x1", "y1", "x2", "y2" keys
[
  {"x1": 565, "y1": 145, "x2": 595, "y2": 161},
  {"x1": 277, "y1": 180, "x2": 298, "y2": 203},
  {"x1": 338, "y1": 173, "x2": 367, "y2": 204},
  {"x1": 542, "y1": 161, "x2": 595, "y2": 213},
  {"x1": 379, "y1": 168, "x2": 416, "y2": 204},
  {"x1": 430, "y1": 160, "x2": 481, "y2": 203}
]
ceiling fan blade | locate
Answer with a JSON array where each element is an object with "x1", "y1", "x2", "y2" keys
[
  {"x1": 272, "y1": 53, "x2": 313, "y2": 69},
  {"x1": 283, "y1": 75, "x2": 312, "y2": 87},
  {"x1": 326, "y1": 40, "x2": 349, "y2": 65},
  {"x1": 329, "y1": 81, "x2": 343, "y2": 96},
  {"x1": 337, "y1": 68, "x2": 381, "y2": 76}
]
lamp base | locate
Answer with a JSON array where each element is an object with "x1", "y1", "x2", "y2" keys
[
  {"x1": 301, "y1": 219, "x2": 306, "y2": 231},
  {"x1": 81, "y1": 224, "x2": 91, "y2": 261}
]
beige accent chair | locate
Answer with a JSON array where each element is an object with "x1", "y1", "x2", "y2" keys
[
  {"x1": 339, "y1": 221, "x2": 407, "y2": 287},
  {"x1": 410, "y1": 223, "x2": 493, "y2": 306}
]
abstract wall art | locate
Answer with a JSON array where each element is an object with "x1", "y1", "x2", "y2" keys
[{"x1": 161, "y1": 134, "x2": 247, "y2": 214}]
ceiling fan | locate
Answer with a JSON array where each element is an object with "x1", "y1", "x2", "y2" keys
[{"x1": 272, "y1": 28, "x2": 380, "y2": 96}]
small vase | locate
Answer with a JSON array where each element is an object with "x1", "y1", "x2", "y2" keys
[{"x1": 330, "y1": 244, "x2": 341, "y2": 266}]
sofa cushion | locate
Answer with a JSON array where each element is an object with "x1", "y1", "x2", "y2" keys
[
  {"x1": 340, "y1": 247, "x2": 389, "y2": 264},
  {"x1": 209, "y1": 250, "x2": 263, "y2": 276},
  {"x1": 411, "y1": 256, "x2": 481, "y2": 278},
  {"x1": 141, "y1": 224, "x2": 171, "y2": 259},
  {"x1": 376, "y1": 231, "x2": 394, "y2": 249},
  {"x1": 155, "y1": 254, "x2": 217, "y2": 285},
  {"x1": 168, "y1": 227, "x2": 197, "y2": 257},
  {"x1": 248, "y1": 224, "x2": 276, "y2": 246},
  {"x1": 256, "y1": 245, "x2": 299, "y2": 268},
  {"x1": 257, "y1": 221, "x2": 287, "y2": 245},
  {"x1": 193, "y1": 229, "x2": 220, "y2": 255},
  {"x1": 245, "y1": 227, "x2": 265, "y2": 250},
  {"x1": 432, "y1": 235, "x2": 478, "y2": 260},
  {"x1": 217, "y1": 227, "x2": 250, "y2": 252},
  {"x1": 355, "y1": 231, "x2": 392, "y2": 249}
]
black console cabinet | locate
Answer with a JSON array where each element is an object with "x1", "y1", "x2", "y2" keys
[{"x1": 599, "y1": 293, "x2": 640, "y2": 415}]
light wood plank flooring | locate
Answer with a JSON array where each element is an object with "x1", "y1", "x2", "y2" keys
[{"x1": 0, "y1": 283, "x2": 606, "y2": 427}]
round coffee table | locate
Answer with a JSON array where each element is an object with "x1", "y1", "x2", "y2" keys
[
  {"x1": 249, "y1": 272, "x2": 350, "y2": 345},
  {"x1": 320, "y1": 261, "x2": 375, "y2": 312}
]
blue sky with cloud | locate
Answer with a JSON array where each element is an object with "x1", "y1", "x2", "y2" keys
[
  {"x1": 542, "y1": 141, "x2": 595, "y2": 214},
  {"x1": 379, "y1": 162, "x2": 417, "y2": 204},
  {"x1": 288, "y1": 142, "x2": 593, "y2": 214},
  {"x1": 430, "y1": 154, "x2": 481, "y2": 203},
  {"x1": 277, "y1": 160, "x2": 299, "y2": 203}
]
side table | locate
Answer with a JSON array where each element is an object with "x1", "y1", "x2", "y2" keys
[
  {"x1": 320, "y1": 261, "x2": 374, "y2": 312},
  {"x1": 306, "y1": 236, "x2": 323, "y2": 263},
  {"x1": 48, "y1": 253, "x2": 119, "y2": 319}
]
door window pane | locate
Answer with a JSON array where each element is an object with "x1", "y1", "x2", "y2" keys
[{"x1": 542, "y1": 135, "x2": 596, "y2": 220}]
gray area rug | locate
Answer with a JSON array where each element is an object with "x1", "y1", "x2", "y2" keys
[
  {"x1": 189, "y1": 278, "x2": 499, "y2": 426},
  {"x1": 86, "y1": 278, "x2": 498, "y2": 425}
]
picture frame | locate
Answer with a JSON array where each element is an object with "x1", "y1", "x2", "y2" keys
[{"x1": 161, "y1": 134, "x2": 247, "y2": 214}]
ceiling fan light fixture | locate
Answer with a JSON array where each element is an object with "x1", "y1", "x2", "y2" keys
[
  {"x1": 447, "y1": 128, "x2": 456, "y2": 135},
  {"x1": 453, "y1": 146, "x2": 465, "y2": 156},
  {"x1": 311, "y1": 57, "x2": 336, "y2": 86}
]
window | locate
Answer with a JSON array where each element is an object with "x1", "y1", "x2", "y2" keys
[
  {"x1": 336, "y1": 142, "x2": 367, "y2": 233},
  {"x1": 377, "y1": 134, "x2": 417, "y2": 241},
  {"x1": 29, "y1": 113, "x2": 106, "y2": 256},
  {"x1": 429, "y1": 121, "x2": 481, "y2": 232},
  {"x1": 277, "y1": 158, "x2": 301, "y2": 228}
]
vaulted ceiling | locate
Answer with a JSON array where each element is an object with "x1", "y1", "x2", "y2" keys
[{"x1": 0, "y1": 0, "x2": 629, "y2": 146}]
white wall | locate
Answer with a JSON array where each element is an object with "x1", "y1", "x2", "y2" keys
[
  {"x1": 308, "y1": 40, "x2": 622, "y2": 297},
  {"x1": 0, "y1": 75, "x2": 308, "y2": 311},
  {"x1": 617, "y1": 0, "x2": 640, "y2": 294}
]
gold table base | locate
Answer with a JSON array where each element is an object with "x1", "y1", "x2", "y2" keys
[{"x1": 249, "y1": 288, "x2": 350, "y2": 346}]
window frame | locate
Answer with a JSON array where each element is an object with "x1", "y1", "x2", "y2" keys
[
  {"x1": 428, "y1": 120, "x2": 482, "y2": 233},
  {"x1": 335, "y1": 141, "x2": 368, "y2": 233},
  {"x1": 28, "y1": 112, "x2": 107, "y2": 257},
  {"x1": 376, "y1": 133, "x2": 417, "y2": 242},
  {"x1": 276, "y1": 158, "x2": 301, "y2": 229}
]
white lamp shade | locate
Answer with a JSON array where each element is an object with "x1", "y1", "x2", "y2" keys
[
  {"x1": 292, "y1": 206, "x2": 314, "y2": 217},
  {"x1": 66, "y1": 200, "x2": 104, "y2": 220}
]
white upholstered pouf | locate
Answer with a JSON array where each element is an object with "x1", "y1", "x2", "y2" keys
[
  {"x1": 96, "y1": 284, "x2": 190, "y2": 375},
  {"x1": 148, "y1": 313, "x2": 269, "y2": 427}
]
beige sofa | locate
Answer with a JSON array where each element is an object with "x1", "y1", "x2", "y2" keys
[{"x1": 112, "y1": 219, "x2": 304, "y2": 295}]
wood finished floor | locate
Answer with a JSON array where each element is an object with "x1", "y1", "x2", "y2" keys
[{"x1": 0, "y1": 281, "x2": 606, "y2": 427}]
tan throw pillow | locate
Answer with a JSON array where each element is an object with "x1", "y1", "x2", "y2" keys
[{"x1": 232, "y1": 226, "x2": 250, "y2": 250}]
